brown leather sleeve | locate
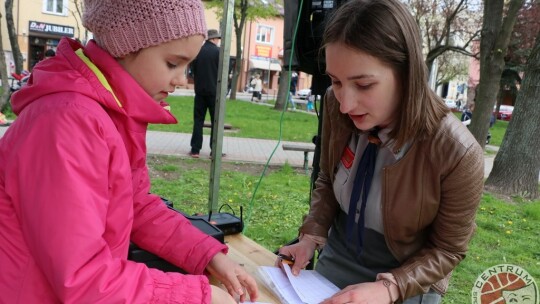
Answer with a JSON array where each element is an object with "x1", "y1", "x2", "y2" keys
[
  {"x1": 299, "y1": 89, "x2": 341, "y2": 237},
  {"x1": 390, "y1": 141, "x2": 484, "y2": 301}
]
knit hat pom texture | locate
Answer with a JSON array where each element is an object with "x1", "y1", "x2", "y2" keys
[{"x1": 83, "y1": 0, "x2": 207, "y2": 57}]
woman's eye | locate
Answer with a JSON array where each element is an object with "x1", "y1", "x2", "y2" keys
[
  {"x1": 167, "y1": 62, "x2": 178, "y2": 69},
  {"x1": 357, "y1": 83, "x2": 373, "y2": 90}
]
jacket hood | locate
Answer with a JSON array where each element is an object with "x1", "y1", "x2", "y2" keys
[{"x1": 11, "y1": 38, "x2": 177, "y2": 125}]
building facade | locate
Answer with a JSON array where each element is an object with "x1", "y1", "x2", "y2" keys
[
  {"x1": 2, "y1": 1, "x2": 309, "y2": 94},
  {"x1": 2, "y1": 0, "x2": 86, "y2": 73}
]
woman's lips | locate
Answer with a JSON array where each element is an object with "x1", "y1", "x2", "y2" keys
[{"x1": 349, "y1": 113, "x2": 367, "y2": 123}]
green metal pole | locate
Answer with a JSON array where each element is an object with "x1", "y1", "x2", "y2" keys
[{"x1": 208, "y1": 0, "x2": 235, "y2": 215}]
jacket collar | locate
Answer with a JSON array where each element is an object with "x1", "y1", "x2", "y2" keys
[{"x1": 80, "y1": 39, "x2": 177, "y2": 125}]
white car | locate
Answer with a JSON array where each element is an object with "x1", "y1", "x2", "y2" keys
[
  {"x1": 296, "y1": 89, "x2": 311, "y2": 99},
  {"x1": 444, "y1": 99, "x2": 457, "y2": 109}
]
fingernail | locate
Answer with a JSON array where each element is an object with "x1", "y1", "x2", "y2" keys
[{"x1": 237, "y1": 288, "x2": 244, "y2": 295}]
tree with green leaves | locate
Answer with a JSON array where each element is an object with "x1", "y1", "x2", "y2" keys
[
  {"x1": 469, "y1": 0, "x2": 524, "y2": 149},
  {"x1": 205, "y1": 0, "x2": 279, "y2": 100}
]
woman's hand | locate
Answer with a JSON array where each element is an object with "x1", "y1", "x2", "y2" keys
[
  {"x1": 276, "y1": 238, "x2": 317, "y2": 275},
  {"x1": 206, "y1": 252, "x2": 259, "y2": 303},
  {"x1": 320, "y1": 281, "x2": 392, "y2": 304}
]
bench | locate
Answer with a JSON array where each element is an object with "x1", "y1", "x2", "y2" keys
[
  {"x1": 291, "y1": 98, "x2": 308, "y2": 109},
  {"x1": 282, "y1": 143, "x2": 316, "y2": 173},
  {"x1": 203, "y1": 121, "x2": 232, "y2": 129}
]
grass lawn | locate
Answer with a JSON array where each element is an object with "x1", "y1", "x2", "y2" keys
[
  {"x1": 147, "y1": 154, "x2": 540, "y2": 304},
  {"x1": 5, "y1": 95, "x2": 508, "y2": 147},
  {"x1": 149, "y1": 96, "x2": 319, "y2": 143}
]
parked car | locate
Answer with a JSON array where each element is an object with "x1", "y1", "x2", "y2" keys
[
  {"x1": 296, "y1": 88, "x2": 311, "y2": 99},
  {"x1": 494, "y1": 105, "x2": 514, "y2": 121},
  {"x1": 444, "y1": 99, "x2": 458, "y2": 110}
]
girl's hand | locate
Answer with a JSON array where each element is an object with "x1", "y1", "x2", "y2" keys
[
  {"x1": 276, "y1": 238, "x2": 317, "y2": 275},
  {"x1": 206, "y1": 252, "x2": 259, "y2": 303},
  {"x1": 320, "y1": 281, "x2": 392, "y2": 304},
  {"x1": 210, "y1": 285, "x2": 236, "y2": 304}
]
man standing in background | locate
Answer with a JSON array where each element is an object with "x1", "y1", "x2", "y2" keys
[{"x1": 189, "y1": 29, "x2": 222, "y2": 158}]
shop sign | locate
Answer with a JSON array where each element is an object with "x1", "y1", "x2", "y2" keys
[
  {"x1": 29, "y1": 21, "x2": 74, "y2": 37},
  {"x1": 255, "y1": 45, "x2": 272, "y2": 58}
]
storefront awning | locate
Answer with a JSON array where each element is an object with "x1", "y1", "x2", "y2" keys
[{"x1": 249, "y1": 59, "x2": 281, "y2": 72}]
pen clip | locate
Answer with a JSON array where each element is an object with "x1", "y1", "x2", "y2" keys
[{"x1": 277, "y1": 253, "x2": 295, "y2": 262}]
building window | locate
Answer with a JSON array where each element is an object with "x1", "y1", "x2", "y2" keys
[
  {"x1": 256, "y1": 25, "x2": 274, "y2": 44},
  {"x1": 43, "y1": 0, "x2": 67, "y2": 15}
]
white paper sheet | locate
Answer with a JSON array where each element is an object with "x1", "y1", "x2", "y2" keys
[
  {"x1": 282, "y1": 264, "x2": 340, "y2": 304},
  {"x1": 258, "y1": 266, "x2": 304, "y2": 304},
  {"x1": 258, "y1": 264, "x2": 339, "y2": 304}
]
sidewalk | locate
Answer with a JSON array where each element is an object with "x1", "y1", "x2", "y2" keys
[
  {"x1": 1, "y1": 123, "x2": 501, "y2": 178},
  {"x1": 146, "y1": 130, "x2": 310, "y2": 168}
]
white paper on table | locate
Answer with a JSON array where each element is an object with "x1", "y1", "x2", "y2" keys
[
  {"x1": 257, "y1": 264, "x2": 340, "y2": 304},
  {"x1": 282, "y1": 263, "x2": 340, "y2": 304},
  {"x1": 258, "y1": 266, "x2": 305, "y2": 304}
]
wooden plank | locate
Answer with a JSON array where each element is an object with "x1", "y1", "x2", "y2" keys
[
  {"x1": 222, "y1": 234, "x2": 280, "y2": 303},
  {"x1": 282, "y1": 143, "x2": 316, "y2": 152},
  {"x1": 203, "y1": 121, "x2": 233, "y2": 129}
]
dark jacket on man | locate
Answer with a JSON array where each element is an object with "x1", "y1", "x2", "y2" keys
[{"x1": 191, "y1": 40, "x2": 220, "y2": 96}]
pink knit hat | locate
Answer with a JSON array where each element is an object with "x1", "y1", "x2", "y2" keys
[{"x1": 83, "y1": 0, "x2": 207, "y2": 58}]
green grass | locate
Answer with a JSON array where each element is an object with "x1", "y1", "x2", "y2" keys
[
  {"x1": 6, "y1": 95, "x2": 509, "y2": 147},
  {"x1": 445, "y1": 194, "x2": 540, "y2": 303},
  {"x1": 489, "y1": 120, "x2": 509, "y2": 147},
  {"x1": 148, "y1": 155, "x2": 311, "y2": 250},
  {"x1": 149, "y1": 96, "x2": 319, "y2": 142},
  {"x1": 452, "y1": 111, "x2": 508, "y2": 147},
  {"x1": 147, "y1": 154, "x2": 540, "y2": 304}
]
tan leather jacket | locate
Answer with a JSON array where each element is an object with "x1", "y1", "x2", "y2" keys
[{"x1": 300, "y1": 90, "x2": 484, "y2": 301}]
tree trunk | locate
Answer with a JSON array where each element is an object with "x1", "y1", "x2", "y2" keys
[
  {"x1": 485, "y1": 30, "x2": 540, "y2": 199},
  {"x1": 229, "y1": 3, "x2": 247, "y2": 101},
  {"x1": 469, "y1": 0, "x2": 524, "y2": 149},
  {"x1": 5, "y1": 0, "x2": 23, "y2": 74},
  {"x1": 274, "y1": 70, "x2": 290, "y2": 111},
  {"x1": 0, "y1": 12, "x2": 12, "y2": 110},
  {"x1": 230, "y1": 26, "x2": 243, "y2": 101}
]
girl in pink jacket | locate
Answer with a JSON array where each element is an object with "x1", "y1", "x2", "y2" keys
[{"x1": 0, "y1": 0, "x2": 258, "y2": 303}]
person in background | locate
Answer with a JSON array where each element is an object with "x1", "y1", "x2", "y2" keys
[
  {"x1": 0, "y1": 1, "x2": 258, "y2": 303},
  {"x1": 460, "y1": 102, "x2": 474, "y2": 125},
  {"x1": 288, "y1": 71, "x2": 298, "y2": 110},
  {"x1": 277, "y1": 0, "x2": 484, "y2": 303},
  {"x1": 250, "y1": 73, "x2": 263, "y2": 102},
  {"x1": 306, "y1": 89, "x2": 315, "y2": 112},
  {"x1": 44, "y1": 49, "x2": 56, "y2": 59},
  {"x1": 189, "y1": 29, "x2": 222, "y2": 158}
]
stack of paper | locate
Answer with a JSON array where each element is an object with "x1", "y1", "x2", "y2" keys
[{"x1": 257, "y1": 264, "x2": 340, "y2": 304}]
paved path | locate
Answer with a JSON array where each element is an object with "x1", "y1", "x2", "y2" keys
[
  {"x1": 0, "y1": 123, "x2": 501, "y2": 178},
  {"x1": 146, "y1": 130, "x2": 311, "y2": 168}
]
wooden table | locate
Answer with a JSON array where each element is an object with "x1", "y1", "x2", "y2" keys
[{"x1": 222, "y1": 234, "x2": 280, "y2": 303}]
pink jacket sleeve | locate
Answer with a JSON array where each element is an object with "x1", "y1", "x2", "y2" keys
[
  {"x1": 129, "y1": 167, "x2": 228, "y2": 274},
  {"x1": 14, "y1": 105, "x2": 223, "y2": 303}
]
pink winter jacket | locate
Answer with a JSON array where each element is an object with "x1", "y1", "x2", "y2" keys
[{"x1": 0, "y1": 38, "x2": 227, "y2": 303}]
